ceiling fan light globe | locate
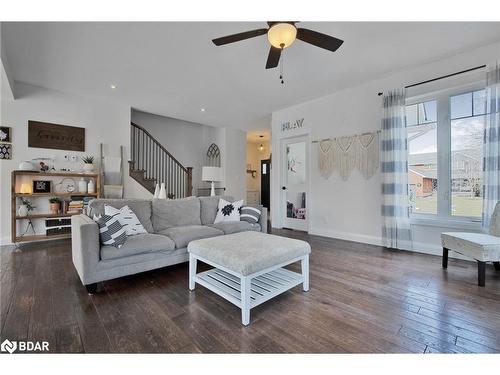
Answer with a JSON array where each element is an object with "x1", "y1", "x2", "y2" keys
[{"x1": 267, "y1": 23, "x2": 297, "y2": 49}]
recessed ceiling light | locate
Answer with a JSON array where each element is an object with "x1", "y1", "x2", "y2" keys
[
  {"x1": 110, "y1": 84, "x2": 117, "y2": 90},
  {"x1": 200, "y1": 108, "x2": 206, "y2": 112}
]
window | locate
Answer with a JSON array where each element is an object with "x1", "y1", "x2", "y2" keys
[{"x1": 406, "y1": 87, "x2": 485, "y2": 220}]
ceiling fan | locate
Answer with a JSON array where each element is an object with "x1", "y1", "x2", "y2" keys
[{"x1": 212, "y1": 22, "x2": 344, "y2": 70}]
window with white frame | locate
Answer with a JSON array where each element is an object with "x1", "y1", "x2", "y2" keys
[{"x1": 406, "y1": 85, "x2": 486, "y2": 220}]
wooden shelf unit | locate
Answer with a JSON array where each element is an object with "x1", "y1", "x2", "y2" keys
[{"x1": 11, "y1": 170, "x2": 101, "y2": 244}]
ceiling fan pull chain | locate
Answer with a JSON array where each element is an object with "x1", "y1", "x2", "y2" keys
[{"x1": 280, "y1": 46, "x2": 284, "y2": 84}]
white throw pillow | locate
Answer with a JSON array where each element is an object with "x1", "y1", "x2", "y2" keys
[
  {"x1": 214, "y1": 199, "x2": 244, "y2": 224},
  {"x1": 104, "y1": 205, "x2": 147, "y2": 236}
]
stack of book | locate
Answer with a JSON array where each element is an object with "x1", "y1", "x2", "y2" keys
[{"x1": 67, "y1": 199, "x2": 84, "y2": 214}]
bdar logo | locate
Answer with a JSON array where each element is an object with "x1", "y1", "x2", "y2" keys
[{"x1": 1, "y1": 339, "x2": 17, "y2": 353}]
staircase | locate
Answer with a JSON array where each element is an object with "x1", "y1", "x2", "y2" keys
[{"x1": 129, "y1": 122, "x2": 193, "y2": 198}]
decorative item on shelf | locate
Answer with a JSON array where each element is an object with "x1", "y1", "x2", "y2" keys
[
  {"x1": 159, "y1": 183, "x2": 167, "y2": 199},
  {"x1": 18, "y1": 198, "x2": 35, "y2": 217},
  {"x1": 82, "y1": 155, "x2": 95, "y2": 172},
  {"x1": 49, "y1": 197, "x2": 62, "y2": 214},
  {"x1": 202, "y1": 166, "x2": 223, "y2": 196},
  {"x1": 32, "y1": 157, "x2": 54, "y2": 172},
  {"x1": 54, "y1": 177, "x2": 77, "y2": 193},
  {"x1": 19, "y1": 183, "x2": 32, "y2": 194},
  {"x1": 87, "y1": 179, "x2": 95, "y2": 194},
  {"x1": 19, "y1": 160, "x2": 35, "y2": 171},
  {"x1": 78, "y1": 177, "x2": 87, "y2": 193},
  {"x1": 32, "y1": 180, "x2": 51, "y2": 193},
  {"x1": 153, "y1": 184, "x2": 160, "y2": 198},
  {"x1": 0, "y1": 126, "x2": 12, "y2": 142},
  {"x1": 0, "y1": 143, "x2": 12, "y2": 160}
]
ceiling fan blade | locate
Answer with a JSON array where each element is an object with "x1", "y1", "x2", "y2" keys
[
  {"x1": 265, "y1": 46, "x2": 281, "y2": 69},
  {"x1": 296, "y1": 28, "x2": 344, "y2": 52},
  {"x1": 212, "y1": 28, "x2": 268, "y2": 46}
]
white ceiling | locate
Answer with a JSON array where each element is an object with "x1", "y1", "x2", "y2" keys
[{"x1": 3, "y1": 22, "x2": 500, "y2": 132}]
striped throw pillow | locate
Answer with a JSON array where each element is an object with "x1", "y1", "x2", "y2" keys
[
  {"x1": 96, "y1": 214, "x2": 127, "y2": 248},
  {"x1": 239, "y1": 206, "x2": 261, "y2": 224},
  {"x1": 104, "y1": 205, "x2": 147, "y2": 236}
]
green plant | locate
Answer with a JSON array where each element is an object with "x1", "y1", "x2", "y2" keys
[
  {"x1": 49, "y1": 197, "x2": 62, "y2": 204},
  {"x1": 82, "y1": 155, "x2": 94, "y2": 164},
  {"x1": 20, "y1": 198, "x2": 35, "y2": 212}
]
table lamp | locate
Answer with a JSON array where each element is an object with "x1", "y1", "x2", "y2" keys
[{"x1": 202, "y1": 166, "x2": 222, "y2": 196}]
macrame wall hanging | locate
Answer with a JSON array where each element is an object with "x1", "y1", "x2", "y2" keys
[{"x1": 315, "y1": 131, "x2": 380, "y2": 181}]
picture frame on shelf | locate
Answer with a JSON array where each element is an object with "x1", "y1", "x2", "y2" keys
[{"x1": 33, "y1": 180, "x2": 52, "y2": 193}]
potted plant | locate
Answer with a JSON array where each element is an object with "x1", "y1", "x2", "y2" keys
[
  {"x1": 82, "y1": 155, "x2": 95, "y2": 172},
  {"x1": 18, "y1": 198, "x2": 35, "y2": 217},
  {"x1": 49, "y1": 197, "x2": 62, "y2": 214}
]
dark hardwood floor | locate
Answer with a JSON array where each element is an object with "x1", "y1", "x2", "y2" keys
[{"x1": 1, "y1": 229, "x2": 500, "y2": 353}]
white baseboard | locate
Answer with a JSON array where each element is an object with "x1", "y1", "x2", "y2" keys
[
  {"x1": 0, "y1": 236, "x2": 13, "y2": 246},
  {"x1": 308, "y1": 227, "x2": 472, "y2": 262}
]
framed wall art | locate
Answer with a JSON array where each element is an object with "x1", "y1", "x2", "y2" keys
[
  {"x1": 0, "y1": 127, "x2": 12, "y2": 143},
  {"x1": 0, "y1": 143, "x2": 12, "y2": 160},
  {"x1": 28, "y1": 120, "x2": 85, "y2": 151}
]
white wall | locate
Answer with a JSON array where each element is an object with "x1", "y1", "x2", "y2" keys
[
  {"x1": 131, "y1": 110, "x2": 247, "y2": 200},
  {"x1": 271, "y1": 41, "x2": 500, "y2": 257},
  {"x1": 0, "y1": 82, "x2": 150, "y2": 245}
]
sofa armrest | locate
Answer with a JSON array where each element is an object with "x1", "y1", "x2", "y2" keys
[{"x1": 71, "y1": 214, "x2": 100, "y2": 285}]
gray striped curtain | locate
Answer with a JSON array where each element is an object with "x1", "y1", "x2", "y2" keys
[
  {"x1": 482, "y1": 64, "x2": 500, "y2": 229},
  {"x1": 381, "y1": 90, "x2": 412, "y2": 249}
]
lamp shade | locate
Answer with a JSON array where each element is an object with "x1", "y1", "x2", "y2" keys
[{"x1": 202, "y1": 166, "x2": 222, "y2": 182}]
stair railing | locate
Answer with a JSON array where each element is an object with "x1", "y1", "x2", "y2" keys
[{"x1": 130, "y1": 122, "x2": 193, "y2": 198}]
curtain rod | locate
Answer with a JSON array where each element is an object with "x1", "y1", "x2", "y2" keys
[{"x1": 377, "y1": 64, "x2": 486, "y2": 96}]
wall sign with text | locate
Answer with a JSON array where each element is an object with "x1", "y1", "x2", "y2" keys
[
  {"x1": 281, "y1": 118, "x2": 304, "y2": 132},
  {"x1": 28, "y1": 121, "x2": 85, "y2": 151}
]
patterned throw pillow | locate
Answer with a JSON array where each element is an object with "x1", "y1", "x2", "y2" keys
[
  {"x1": 104, "y1": 205, "x2": 147, "y2": 236},
  {"x1": 214, "y1": 198, "x2": 244, "y2": 223},
  {"x1": 96, "y1": 214, "x2": 127, "y2": 248},
  {"x1": 239, "y1": 206, "x2": 261, "y2": 224}
]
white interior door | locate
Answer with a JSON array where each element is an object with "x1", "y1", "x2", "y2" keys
[{"x1": 281, "y1": 136, "x2": 308, "y2": 231}]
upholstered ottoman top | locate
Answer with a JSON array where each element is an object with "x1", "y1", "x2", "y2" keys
[{"x1": 188, "y1": 231, "x2": 311, "y2": 276}]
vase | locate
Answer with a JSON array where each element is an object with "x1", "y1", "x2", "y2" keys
[
  {"x1": 18, "y1": 205, "x2": 29, "y2": 217},
  {"x1": 153, "y1": 184, "x2": 160, "y2": 198},
  {"x1": 87, "y1": 179, "x2": 95, "y2": 194},
  {"x1": 50, "y1": 203, "x2": 60, "y2": 214},
  {"x1": 159, "y1": 183, "x2": 167, "y2": 199},
  {"x1": 78, "y1": 178, "x2": 87, "y2": 193},
  {"x1": 83, "y1": 163, "x2": 94, "y2": 173}
]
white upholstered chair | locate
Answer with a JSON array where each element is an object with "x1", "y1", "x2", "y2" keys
[{"x1": 441, "y1": 202, "x2": 500, "y2": 287}]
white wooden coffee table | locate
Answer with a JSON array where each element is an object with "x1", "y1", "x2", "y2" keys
[{"x1": 187, "y1": 231, "x2": 311, "y2": 325}]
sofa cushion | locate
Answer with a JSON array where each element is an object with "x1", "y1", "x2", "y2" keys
[
  {"x1": 157, "y1": 225, "x2": 224, "y2": 249},
  {"x1": 100, "y1": 233, "x2": 176, "y2": 261},
  {"x1": 152, "y1": 197, "x2": 201, "y2": 231},
  {"x1": 199, "y1": 195, "x2": 234, "y2": 225},
  {"x1": 96, "y1": 214, "x2": 128, "y2": 248},
  {"x1": 89, "y1": 199, "x2": 154, "y2": 233},
  {"x1": 214, "y1": 199, "x2": 244, "y2": 223},
  {"x1": 208, "y1": 221, "x2": 260, "y2": 235}
]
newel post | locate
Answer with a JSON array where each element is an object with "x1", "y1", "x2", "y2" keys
[{"x1": 186, "y1": 167, "x2": 193, "y2": 197}]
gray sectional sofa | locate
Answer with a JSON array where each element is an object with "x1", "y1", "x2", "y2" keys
[{"x1": 71, "y1": 196, "x2": 267, "y2": 292}]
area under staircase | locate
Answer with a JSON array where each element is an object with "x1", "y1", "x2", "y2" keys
[{"x1": 129, "y1": 122, "x2": 193, "y2": 198}]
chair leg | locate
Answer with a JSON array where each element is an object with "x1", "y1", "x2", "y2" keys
[
  {"x1": 477, "y1": 261, "x2": 486, "y2": 287},
  {"x1": 493, "y1": 262, "x2": 500, "y2": 271},
  {"x1": 442, "y1": 248, "x2": 449, "y2": 269}
]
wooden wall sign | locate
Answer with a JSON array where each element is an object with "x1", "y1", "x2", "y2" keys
[{"x1": 28, "y1": 121, "x2": 85, "y2": 151}]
